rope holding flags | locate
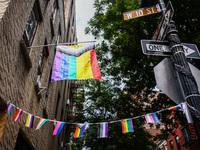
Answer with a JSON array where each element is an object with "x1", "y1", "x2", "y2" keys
[{"x1": 5, "y1": 101, "x2": 184, "y2": 137}]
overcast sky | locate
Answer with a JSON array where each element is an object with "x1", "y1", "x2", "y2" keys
[{"x1": 75, "y1": 0, "x2": 95, "y2": 42}]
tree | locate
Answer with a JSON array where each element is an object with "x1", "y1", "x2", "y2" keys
[
  {"x1": 83, "y1": 79, "x2": 155, "y2": 150},
  {"x1": 68, "y1": 0, "x2": 200, "y2": 149}
]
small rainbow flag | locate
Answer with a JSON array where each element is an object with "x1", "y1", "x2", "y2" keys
[
  {"x1": 13, "y1": 109, "x2": 23, "y2": 121},
  {"x1": 121, "y1": 119, "x2": 134, "y2": 134},
  {"x1": 6, "y1": 102, "x2": 13, "y2": 114},
  {"x1": 25, "y1": 114, "x2": 34, "y2": 128},
  {"x1": 169, "y1": 104, "x2": 182, "y2": 111},
  {"x1": 145, "y1": 113, "x2": 159, "y2": 123},
  {"x1": 53, "y1": 122, "x2": 65, "y2": 135},
  {"x1": 35, "y1": 118, "x2": 47, "y2": 130},
  {"x1": 74, "y1": 123, "x2": 86, "y2": 138},
  {"x1": 51, "y1": 43, "x2": 102, "y2": 82}
]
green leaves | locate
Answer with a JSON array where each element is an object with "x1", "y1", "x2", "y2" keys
[{"x1": 68, "y1": 0, "x2": 200, "y2": 149}]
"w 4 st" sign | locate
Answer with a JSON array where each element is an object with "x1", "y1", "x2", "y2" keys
[{"x1": 123, "y1": 4, "x2": 161, "y2": 20}]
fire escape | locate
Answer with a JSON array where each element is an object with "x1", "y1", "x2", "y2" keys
[
  {"x1": 66, "y1": 80, "x2": 84, "y2": 123},
  {"x1": 179, "y1": 124, "x2": 200, "y2": 149}
]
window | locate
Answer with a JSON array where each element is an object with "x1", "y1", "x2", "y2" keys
[
  {"x1": 167, "y1": 124, "x2": 170, "y2": 129},
  {"x1": 172, "y1": 118, "x2": 175, "y2": 129},
  {"x1": 181, "y1": 127, "x2": 192, "y2": 144},
  {"x1": 175, "y1": 135, "x2": 181, "y2": 150},
  {"x1": 44, "y1": 0, "x2": 50, "y2": 13},
  {"x1": 36, "y1": 41, "x2": 49, "y2": 87},
  {"x1": 169, "y1": 140, "x2": 174, "y2": 150},
  {"x1": 50, "y1": 0, "x2": 58, "y2": 37},
  {"x1": 51, "y1": 0, "x2": 58, "y2": 24},
  {"x1": 55, "y1": 93, "x2": 60, "y2": 119},
  {"x1": 22, "y1": 0, "x2": 41, "y2": 50},
  {"x1": 57, "y1": 25, "x2": 61, "y2": 44}
]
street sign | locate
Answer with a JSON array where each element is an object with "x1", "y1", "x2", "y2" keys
[
  {"x1": 154, "y1": 58, "x2": 200, "y2": 104},
  {"x1": 141, "y1": 40, "x2": 200, "y2": 59},
  {"x1": 123, "y1": 4, "x2": 161, "y2": 20},
  {"x1": 152, "y1": 1, "x2": 174, "y2": 41},
  {"x1": 154, "y1": 58, "x2": 185, "y2": 104}
]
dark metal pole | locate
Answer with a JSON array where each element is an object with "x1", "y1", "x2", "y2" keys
[
  {"x1": 157, "y1": 0, "x2": 200, "y2": 140},
  {"x1": 157, "y1": 0, "x2": 166, "y2": 16}
]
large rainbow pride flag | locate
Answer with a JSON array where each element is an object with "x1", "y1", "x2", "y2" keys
[{"x1": 51, "y1": 43, "x2": 102, "y2": 82}]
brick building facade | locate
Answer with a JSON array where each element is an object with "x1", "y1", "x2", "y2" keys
[
  {"x1": 0, "y1": 0, "x2": 77, "y2": 149},
  {"x1": 157, "y1": 112, "x2": 200, "y2": 150}
]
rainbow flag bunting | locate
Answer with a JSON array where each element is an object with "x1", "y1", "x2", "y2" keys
[
  {"x1": 74, "y1": 123, "x2": 86, "y2": 138},
  {"x1": 35, "y1": 118, "x2": 47, "y2": 130},
  {"x1": 169, "y1": 104, "x2": 182, "y2": 111},
  {"x1": 121, "y1": 119, "x2": 134, "y2": 134},
  {"x1": 25, "y1": 114, "x2": 34, "y2": 128},
  {"x1": 13, "y1": 109, "x2": 23, "y2": 121},
  {"x1": 53, "y1": 122, "x2": 65, "y2": 135},
  {"x1": 6, "y1": 102, "x2": 13, "y2": 114},
  {"x1": 145, "y1": 113, "x2": 159, "y2": 123},
  {"x1": 51, "y1": 43, "x2": 102, "y2": 82}
]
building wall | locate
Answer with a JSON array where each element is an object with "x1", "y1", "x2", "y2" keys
[
  {"x1": 64, "y1": 0, "x2": 77, "y2": 43},
  {"x1": 0, "y1": 0, "x2": 76, "y2": 149},
  {"x1": 158, "y1": 113, "x2": 200, "y2": 150}
]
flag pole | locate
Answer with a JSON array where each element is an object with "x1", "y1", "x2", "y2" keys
[{"x1": 27, "y1": 40, "x2": 96, "y2": 49}]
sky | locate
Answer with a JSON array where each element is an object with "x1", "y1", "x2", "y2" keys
[{"x1": 75, "y1": 0, "x2": 95, "y2": 42}]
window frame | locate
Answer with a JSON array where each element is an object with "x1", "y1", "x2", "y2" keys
[
  {"x1": 22, "y1": 0, "x2": 42, "y2": 49},
  {"x1": 51, "y1": 0, "x2": 58, "y2": 24},
  {"x1": 169, "y1": 140, "x2": 174, "y2": 150},
  {"x1": 36, "y1": 43, "x2": 49, "y2": 88},
  {"x1": 175, "y1": 135, "x2": 181, "y2": 150}
]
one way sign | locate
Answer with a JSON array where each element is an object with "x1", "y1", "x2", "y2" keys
[{"x1": 141, "y1": 40, "x2": 200, "y2": 59}]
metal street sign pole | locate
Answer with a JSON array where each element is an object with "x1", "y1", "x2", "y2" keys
[
  {"x1": 157, "y1": 0, "x2": 200, "y2": 140},
  {"x1": 152, "y1": 1, "x2": 174, "y2": 41},
  {"x1": 124, "y1": 0, "x2": 200, "y2": 140}
]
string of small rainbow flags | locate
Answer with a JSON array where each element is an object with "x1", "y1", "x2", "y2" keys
[{"x1": 5, "y1": 101, "x2": 183, "y2": 138}]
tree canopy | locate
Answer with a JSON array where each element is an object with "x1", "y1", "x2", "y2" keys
[{"x1": 67, "y1": 0, "x2": 200, "y2": 149}]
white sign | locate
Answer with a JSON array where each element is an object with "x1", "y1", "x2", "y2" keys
[
  {"x1": 146, "y1": 44, "x2": 196, "y2": 56},
  {"x1": 141, "y1": 40, "x2": 200, "y2": 59},
  {"x1": 123, "y1": 4, "x2": 160, "y2": 20}
]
